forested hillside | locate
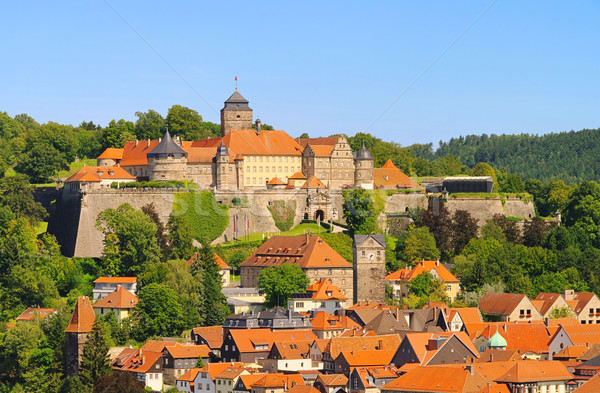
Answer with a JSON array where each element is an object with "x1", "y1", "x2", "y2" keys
[{"x1": 421, "y1": 129, "x2": 600, "y2": 183}]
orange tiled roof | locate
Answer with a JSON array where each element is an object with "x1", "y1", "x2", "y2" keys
[
  {"x1": 65, "y1": 296, "x2": 96, "y2": 333},
  {"x1": 289, "y1": 172, "x2": 307, "y2": 180},
  {"x1": 301, "y1": 176, "x2": 327, "y2": 189},
  {"x1": 397, "y1": 260, "x2": 459, "y2": 283},
  {"x1": 117, "y1": 349, "x2": 163, "y2": 374},
  {"x1": 16, "y1": 307, "x2": 55, "y2": 322},
  {"x1": 571, "y1": 292, "x2": 599, "y2": 314},
  {"x1": 250, "y1": 373, "x2": 305, "y2": 388},
  {"x1": 215, "y1": 365, "x2": 248, "y2": 380},
  {"x1": 449, "y1": 308, "x2": 483, "y2": 325},
  {"x1": 477, "y1": 385, "x2": 510, "y2": 393},
  {"x1": 326, "y1": 334, "x2": 401, "y2": 360},
  {"x1": 271, "y1": 340, "x2": 313, "y2": 359},
  {"x1": 310, "y1": 312, "x2": 361, "y2": 331},
  {"x1": 191, "y1": 326, "x2": 224, "y2": 349},
  {"x1": 555, "y1": 324, "x2": 600, "y2": 346},
  {"x1": 193, "y1": 130, "x2": 304, "y2": 158},
  {"x1": 188, "y1": 253, "x2": 230, "y2": 270},
  {"x1": 309, "y1": 145, "x2": 335, "y2": 157},
  {"x1": 478, "y1": 292, "x2": 528, "y2": 316},
  {"x1": 382, "y1": 365, "x2": 489, "y2": 393},
  {"x1": 166, "y1": 344, "x2": 211, "y2": 359},
  {"x1": 93, "y1": 286, "x2": 138, "y2": 309},
  {"x1": 177, "y1": 368, "x2": 201, "y2": 383},
  {"x1": 119, "y1": 139, "x2": 160, "y2": 167},
  {"x1": 554, "y1": 344, "x2": 589, "y2": 359},
  {"x1": 93, "y1": 276, "x2": 137, "y2": 284},
  {"x1": 338, "y1": 350, "x2": 395, "y2": 366},
  {"x1": 97, "y1": 148, "x2": 124, "y2": 160},
  {"x1": 228, "y1": 329, "x2": 317, "y2": 353},
  {"x1": 297, "y1": 137, "x2": 340, "y2": 148},
  {"x1": 315, "y1": 374, "x2": 348, "y2": 387},
  {"x1": 477, "y1": 322, "x2": 550, "y2": 354},
  {"x1": 240, "y1": 235, "x2": 351, "y2": 269},
  {"x1": 495, "y1": 360, "x2": 572, "y2": 383},
  {"x1": 140, "y1": 340, "x2": 178, "y2": 353},
  {"x1": 374, "y1": 160, "x2": 423, "y2": 190},
  {"x1": 267, "y1": 177, "x2": 286, "y2": 185},
  {"x1": 385, "y1": 268, "x2": 410, "y2": 281},
  {"x1": 238, "y1": 374, "x2": 268, "y2": 390},
  {"x1": 574, "y1": 373, "x2": 600, "y2": 393},
  {"x1": 199, "y1": 362, "x2": 244, "y2": 380},
  {"x1": 306, "y1": 278, "x2": 347, "y2": 300},
  {"x1": 286, "y1": 386, "x2": 319, "y2": 393},
  {"x1": 534, "y1": 292, "x2": 566, "y2": 316},
  {"x1": 184, "y1": 145, "x2": 220, "y2": 163}
]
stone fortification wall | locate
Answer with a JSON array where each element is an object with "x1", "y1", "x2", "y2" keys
[
  {"x1": 77, "y1": 190, "x2": 175, "y2": 258},
  {"x1": 445, "y1": 196, "x2": 535, "y2": 228}
]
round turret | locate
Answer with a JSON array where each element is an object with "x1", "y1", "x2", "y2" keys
[{"x1": 217, "y1": 142, "x2": 229, "y2": 156}]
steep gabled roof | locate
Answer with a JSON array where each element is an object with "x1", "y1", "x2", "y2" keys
[
  {"x1": 495, "y1": 361, "x2": 572, "y2": 383},
  {"x1": 402, "y1": 260, "x2": 459, "y2": 283},
  {"x1": 337, "y1": 350, "x2": 395, "y2": 367},
  {"x1": 554, "y1": 324, "x2": 600, "y2": 346},
  {"x1": 198, "y1": 362, "x2": 244, "y2": 380},
  {"x1": 310, "y1": 312, "x2": 361, "y2": 332},
  {"x1": 574, "y1": 373, "x2": 600, "y2": 393},
  {"x1": 478, "y1": 292, "x2": 528, "y2": 316},
  {"x1": 402, "y1": 332, "x2": 479, "y2": 365},
  {"x1": 301, "y1": 176, "x2": 327, "y2": 189},
  {"x1": 177, "y1": 368, "x2": 201, "y2": 383},
  {"x1": 193, "y1": 129, "x2": 304, "y2": 157},
  {"x1": 315, "y1": 374, "x2": 348, "y2": 387},
  {"x1": 353, "y1": 234, "x2": 386, "y2": 248},
  {"x1": 240, "y1": 235, "x2": 351, "y2": 269},
  {"x1": 382, "y1": 366, "x2": 489, "y2": 393},
  {"x1": 119, "y1": 139, "x2": 160, "y2": 167},
  {"x1": 269, "y1": 340, "x2": 313, "y2": 359},
  {"x1": 572, "y1": 292, "x2": 599, "y2": 314},
  {"x1": 449, "y1": 308, "x2": 483, "y2": 325},
  {"x1": 93, "y1": 286, "x2": 138, "y2": 309},
  {"x1": 374, "y1": 160, "x2": 423, "y2": 190},
  {"x1": 250, "y1": 373, "x2": 305, "y2": 388},
  {"x1": 165, "y1": 344, "x2": 212, "y2": 359},
  {"x1": 305, "y1": 278, "x2": 347, "y2": 300},
  {"x1": 97, "y1": 148, "x2": 124, "y2": 160},
  {"x1": 16, "y1": 307, "x2": 56, "y2": 322},
  {"x1": 65, "y1": 165, "x2": 136, "y2": 183},
  {"x1": 227, "y1": 329, "x2": 317, "y2": 353},
  {"x1": 327, "y1": 334, "x2": 401, "y2": 360},
  {"x1": 188, "y1": 253, "x2": 230, "y2": 270},
  {"x1": 65, "y1": 296, "x2": 96, "y2": 333},
  {"x1": 477, "y1": 323, "x2": 551, "y2": 354},
  {"x1": 191, "y1": 326, "x2": 224, "y2": 349}
]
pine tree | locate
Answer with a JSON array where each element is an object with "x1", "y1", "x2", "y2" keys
[
  {"x1": 79, "y1": 320, "x2": 111, "y2": 391},
  {"x1": 192, "y1": 242, "x2": 229, "y2": 326}
]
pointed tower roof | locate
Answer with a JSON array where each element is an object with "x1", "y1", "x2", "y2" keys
[
  {"x1": 223, "y1": 90, "x2": 251, "y2": 111},
  {"x1": 65, "y1": 296, "x2": 96, "y2": 333},
  {"x1": 147, "y1": 130, "x2": 187, "y2": 157}
]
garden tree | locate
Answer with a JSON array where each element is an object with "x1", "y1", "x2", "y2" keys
[
  {"x1": 549, "y1": 306, "x2": 576, "y2": 319},
  {"x1": 93, "y1": 372, "x2": 145, "y2": 393},
  {"x1": 134, "y1": 109, "x2": 165, "y2": 140},
  {"x1": 409, "y1": 272, "x2": 436, "y2": 297},
  {"x1": 342, "y1": 189, "x2": 381, "y2": 235},
  {"x1": 470, "y1": 162, "x2": 498, "y2": 191},
  {"x1": 79, "y1": 320, "x2": 111, "y2": 391},
  {"x1": 347, "y1": 132, "x2": 415, "y2": 172},
  {"x1": 14, "y1": 142, "x2": 69, "y2": 183},
  {"x1": 257, "y1": 263, "x2": 310, "y2": 307},
  {"x1": 420, "y1": 199, "x2": 453, "y2": 257},
  {"x1": 166, "y1": 105, "x2": 206, "y2": 140},
  {"x1": 535, "y1": 268, "x2": 588, "y2": 294},
  {"x1": 522, "y1": 217, "x2": 555, "y2": 247},
  {"x1": 75, "y1": 127, "x2": 103, "y2": 160},
  {"x1": 395, "y1": 226, "x2": 440, "y2": 266},
  {"x1": 141, "y1": 203, "x2": 168, "y2": 256},
  {"x1": 167, "y1": 214, "x2": 195, "y2": 260},
  {"x1": 163, "y1": 259, "x2": 203, "y2": 328},
  {"x1": 481, "y1": 220, "x2": 506, "y2": 242},
  {"x1": 491, "y1": 214, "x2": 521, "y2": 244},
  {"x1": 190, "y1": 243, "x2": 229, "y2": 326},
  {"x1": 96, "y1": 204, "x2": 161, "y2": 276},
  {"x1": 0, "y1": 321, "x2": 43, "y2": 385},
  {"x1": 497, "y1": 170, "x2": 525, "y2": 193},
  {"x1": 1, "y1": 264, "x2": 60, "y2": 320},
  {"x1": 298, "y1": 132, "x2": 310, "y2": 139},
  {"x1": 195, "y1": 357, "x2": 205, "y2": 368},
  {"x1": 101, "y1": 119, "x2": 135, "y2": 149},
  {"x1": 440, "y1": 155, "x2": 464, "y2": 176},
  {"x1": 450, "y1": 210, "x2": 478, "y2": 255},
  {"x1": 462, "y1": 281, "x2": 506, "y2": 306},
  {"x1": 132, "y1": 283, "x2": 184, "y2": 339},
  {"x1": 0, "y1": 175, "x2": 48, "y2": 226}
]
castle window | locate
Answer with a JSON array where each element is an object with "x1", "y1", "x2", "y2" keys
[
  {"x1": 285, "y1": 167, "x2": 288, "y2": 172},
  {"x1": 265, "y1": 167, "x2": 269, "y2": 173},
  {"x1": 279, "y1": 157, "x2": 282, "y2": 162},
  {"x1": 253, "y1": 166, "x2": 256, "y2": 172},
  {"x1": 229, "y1": 167, "x2": 232, "y2": 172},
  {"x1": 272, "y1": 166, "x2": 276, "y2": 172},
  {"x1": 253, "y1": 156, "x2": 257, "y2": 162},
  {"x1": 285, "y1": 157, "x2": 288, "y2": 162},
  {"x1": 253, "y1": 178, "x2": 256, "y2": 184},
  {"x1": 318, "y1": 162, "x2": 322, "y2": 167},
  {"x1": 335, "y1": 162, "x2": 338, "y2": 167},
  {"x1": 265, "y1": 157, "x2": 269, "y2": 162},
  {"x1": 259, "y1": 166, "x2": 263, "y2": 172},
  {"x1": 259, "y1": 157, "x2": 262, "y2": 162},
  {"x1": 278, "y1": 166, "x2": 282, "y2": 172},
  {"x1": 247, "y1": 178, "x2": 251, "y2": 184}
]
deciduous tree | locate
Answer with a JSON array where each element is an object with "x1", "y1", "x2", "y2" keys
[{"x1": 257, "y1": 264, "x2": 310, "y2": 307}]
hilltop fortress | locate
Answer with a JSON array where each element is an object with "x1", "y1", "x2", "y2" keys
[{"x1": 49, "y1": 91, "x2": 535, "y2": 258}]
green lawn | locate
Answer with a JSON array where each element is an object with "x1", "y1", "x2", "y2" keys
[{"x1": 223, "y1": 222, "x2": 329, "y2": 245}]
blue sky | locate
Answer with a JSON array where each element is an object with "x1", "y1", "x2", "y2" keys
[{"x1": 1, "y1": 1, "x2": 599, "y2": 146}]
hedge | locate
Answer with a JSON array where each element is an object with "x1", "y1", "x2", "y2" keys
[{"x1": 172, "y1": 191, "x2": 229, "y2": 244}]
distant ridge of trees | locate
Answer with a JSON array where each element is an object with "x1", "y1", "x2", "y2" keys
[{"x1": 412, "y1": 128, "x2": 600, "y2": 183}]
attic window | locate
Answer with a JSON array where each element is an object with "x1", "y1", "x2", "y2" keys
[
  {"x1": 98, "y1": 171, "x2": 104, "y2": 176},
  {"x1": 109, "y1": 171, "x2": 114, "y2": 176},
  {"x1": 384, "y1": 176, "x2": 388, "y2": 181}
]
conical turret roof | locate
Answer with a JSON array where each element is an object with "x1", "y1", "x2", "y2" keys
[
  {"x1": 65, "y1": 296, "x2": 96, "y2": 333},
  {"x1": 147, "y1": 130, "x2": 187, "y2": 157}
]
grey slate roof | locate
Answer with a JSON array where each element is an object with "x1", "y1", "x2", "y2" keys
[
  {"x1": 223, "y1": 90, "x2": 251, "y2": 111},
  {"x1": 217, "y1": 142, "x2": 229, "y2": 156},
  {"x1": 353, "y1": 234, "x2": 386, "y2": 248},
  {"x1": 355, "y1": 143, "x2": 373, "y2": 160},
  {"x1": 147, "y1": 131, "x2": 187, "y2": 157}
]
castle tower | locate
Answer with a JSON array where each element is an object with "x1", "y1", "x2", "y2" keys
[
  {"x1": 354, "y1": 143, "x2": 374, "y2": 189},
  {"x1": 147, "y1": 130, "x2": 188, "y2": 181},
  {"x1": 221, "y1": 90, "x2": 253, "y2": 136},
  {"x1": 216, "y1": 142, "x2": 231, "y2": 190},
  {"x1": 65, "y1": 296, "x2": 96, "y2": 376},
  {"x1": 353, "y1": 234, "x2": 386, "y2": 304}
]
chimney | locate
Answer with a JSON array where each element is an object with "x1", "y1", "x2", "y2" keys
[
  {"x1": 255, "y1": 118, "x2": 261, "y2": 134},
  {"x1": 147, "y1": 139, "x2": 150, "y2": 147},
  {"x1": 135, "y1": 139, "x2": 138, "y2": 146},
  {"x1": 378, "y1": 339, "x2": 383, "y2": 350},
  {"x1": 564, "y1": 289, "x2": 575, "y2": 301},
  {"x1": 287, "y1": 309, "x2": 292, "y2": 321},
  {"x1": 436, "y1": 260, "x2": 440, "y2": 266},
  {"x1": 544, "y1": 317, "x2": 549, "y2": 327},
  {"x1": 159, "y1": 137, "x2": 162, "y2": 143}
]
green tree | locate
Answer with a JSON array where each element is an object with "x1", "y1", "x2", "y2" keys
[
  {"x1": 481, "y1": 220, "x2": 506, "y2": 242},
  {"x1": 342, "y1": 189, "x2": 381, "y2": 235},
  {"x1": 167, "y1": 214, "x2": 195, "y2": 260},
  {"x1": 470, "y1": 162, "x2": 498, "y2": 191},
  {"x1": 141, "y1": 203, "x2": 168, "y2": 257},
  {"x1": 93, "y1": 372, "x2": 145, "y2": 393},
  {"x1": 0, "y1": 175, "x2": 48, "y2": 226},
  {"x1": 101, "y1": 119, "x2": 135, "y2": 149},
  {"x1": 420, "y1": 200, "x2": 453, "y2": 258},
  {"x1": 409, "y1": 272, "x2": 436, "y2": 297},
  {"x1": 134, "y1": 109, "x2": 165, "y2": 140},
  {"x1": 166, "y1": 105, "x2": 204, "y2": 139},
  {"x1": 15, "y1": 142, "x2": 69, "y2": 183},
  {"x1": 163, "y1": 259, "x2": 203, "y2": 329},
  {"x1": 79, "y1": 320, "x2": 111, "y2": 391},
  {"x1": 257, "y1": 264, "x2": 310, "y2": 307},
  {"x1": 548, "y1": 306, "x2": 576, "y2": 319},
  {"x1": 522, "y1": 217, "x2": 555, "y2": 247},
  {"x1": 96, "y1": 204, "x2": 161, "y2": 276},
  {"x1": 451, "y1": 210, "x2": 479, "y2": 255},
  {"x1": 191, "y1": 244, "x2": 229, "y2": 326},
  {"x1": 132, "y1": 283, "x2": 184, "y2": 339},
  {"x1": 396, "y1": 227, "x2": 440, "y2": 266}
]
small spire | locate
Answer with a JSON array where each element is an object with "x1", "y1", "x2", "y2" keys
[{"x1": 235, "y1": 74, "x2": 238, "y2": 91}]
